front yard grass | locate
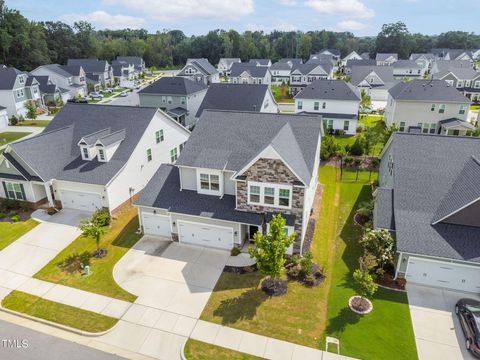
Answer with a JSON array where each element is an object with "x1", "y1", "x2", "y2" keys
[
  {"x1": 16, "y1": 120, "x2": 50, "y2": 127},
  {"x1": 2, "y1": 290, "x2": 117, "y2": 332},
  {"x1": 184, "y1": 339, "x2": 263, "y2": 360},
  {"x1": 34, "y1": 207, "x2": 141, "y2": 302},
  {"x1": 0, "y1": 132, "x2": 32, "y2": 145},
  {"x1": 200, "y1": 167, "x2": 417, "y2": 359},
  {"x1": 0, "y1": 219, "x2": 39, "y2": 251}
]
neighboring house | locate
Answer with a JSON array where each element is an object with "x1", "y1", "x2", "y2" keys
[
  {"x1": 269, "y1": 62, "x2": 293, "y2": 85},
  {"x1": 472, "y1": 49, "x2": 480, "y2": 60},
  {"x1": 138, "y1": 77, "x2": 207, "y2": 129},
  {"x1": 31, "y1": 63, "x2": 87, "y2": 98},
  {"x1": 392, "y1": 60, "x2": 426, "y2": 79},
  {"x1": 306, "y1": 54, "x2": 336, "y2": 67},
  {"x1": 289, "y1": 63, "x2": 334, "y2": 95},
  {"x1": 0, "y1": 103, "x2": 190, "y2": 213},
  {"x1": 430, "y1": 60, "x2": 474, "y2": 75},
  {"x1": 341, "y1": 51, "x2": 363, "y2": 66},
  {"x1": 343, "y1": 59, "x2": 376, "y2": 75},
  {"x1": 278, "y1": 58, "x2": 303, "y2": 66},
  {"x1": 294, "y1": 79, "x2": 360, "y2": 135},
  {"x1": 66, "y1": 59, "x2": 113, "y2": 87},
  {"x1": 0, "y1": 106, "x2": 8, "y2": 128},
  {"x1": 376, "y1": 53, "x2": 398, "y2": 66},
  {"x1": 384, "y1": 79, "x2": 473, "y2": 136},
  {"x1": 443, "y1": 49, "x2": 474, "y2": 62},
  {"x1": 217, "y1": 58, "x2": 241, "y2": 76},
  {"x1": 30, "y1": 75, "x2": 69, "y2": 105},
  {"x1": 111, "y1": 60, "x2": 135, "y2": 87},
  {"x1": 360, "y1": 52, "x2": 371, "y2": 60},
  {"x1": 116, "y1": 56, "x2": 145, "y2": 75},
  {"x1": 311, "y1": 49, "x2": 341, "y2": 62},
  {"x1": 195, "y1": 84, "x2": 278, "y2": 118},
  {"x1": 177, "y1": 58, "x2": 220, "y2": 85},
  {"x1": 350, "y1": 65, "x2": 397, "y2": 108},
  {"x1": 135, "y1": 110, "x2": 322, "y2": 254},
  {"x1": 375, "y1": 133, "x2": 480, "y2": 293},
  {"x1": 409, "y1": 53, "x2": 435, "y2": 70},
  {"x1": 229, "y1": 63, "x2": 271, "y2": 85},
  {"x1": 0, "y1": 66, "x2": 44, "y2": 117},
  {"x1": 248, "y1": 59, "x2": 272, "y2": 67},
  {"x1": 433, "y1": 68, "x2": 480, "y2": 102}
]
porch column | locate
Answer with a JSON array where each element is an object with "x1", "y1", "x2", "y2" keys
[{"x1": 44, "y1": 181, "x2": 54, "y2": 207}]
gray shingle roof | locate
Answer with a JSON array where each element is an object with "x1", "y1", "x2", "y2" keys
[
  {"x1": 438, "y1": 118, "x2": 475, "y2": 129},
  {"x1": 376, "y1": 133, "x2": 480, "y2": 262},
  {"x1": 248, "y1": 59, "x2": 271, "y2": 66},
  {"x1": 175, "y1": 110, "x2": 322, "y2": 185},
  {"x1": 195, "y1": 84, "x2": 270, "y2": 118},
  {"x1": 376, "y1": 53, "x2": 398, "y2": 61},
  {"x1": 392, "y1": 60, "x2": 422, "y2": 69},
  {"x1": 278, "y1": 58, "x2": 303, "y2": 65},
  {"x1": 116, "y1": 56, "x2": 143, "y2": 70},
  {"x1": 67, "y1": 59, "x2": 108, "y2": 73},
  {"x1": 295, "y1": 79, "x2": 360, "y2": 101},
  {"x1": 60, "y1": 65, "x2": 82, "y2": 76},
  {"x1": 230, "y1": 63, "x2": 269, "y2": 78},
  {"x1": 186, "y1": 58, "x2": 218, "y2": 75},
  {"x1": 434, "y1": 68, "x2": 480, "y2": 80},
  {"x1": 135, "y1": 164, "x2": 264, "y2": 225},
  {"x1": 350, "y1": 66, "x2": 395, "y2": 87},
  {"x1": 138, "y1": 77, "x2": 207, "y2": 95},
  {"x1": 9, "y1": 103, "x2": 158, "y2": 185},
  {"x1": 345, "y1": 59, "x2": 376, "y2": 68},
  {"x1": 291, "y1": 63, "x2": 331, "y2": 76},
  {"x1": 270, "y1": 62, "x2": 292, "y2": 71},
  {"x1": 433, "y1": 60, "x2": 473, "y2": 72},
  {"x1": 388, "y1": 79, "x2": 470, "y2": 102},
  {"x1": 374, "y1": 188, "x2": 395, "y2": 230},
  {"x1": 0, "y1": 66, "x2": 22, "y2": 90}
]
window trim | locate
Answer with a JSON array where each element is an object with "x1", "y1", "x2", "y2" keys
[
  {"x1": 98, "y1": 148, "x2": 106, "y2": 162},
  {"x1": 155, "y1": 129, "x2": 164, "y2": 144},
  {"x1": 170, "y1": 147, "x2": 178, "y2": 163},
  {"x1": 247, "y1": 181, "x2": 293, "y2": 209},
  {"x1": 3, "y1": 181, "x2": 26, "y2": 201},
  {"x1": 146, "y1": 148, "x2": 152, "y2": 162},
  {"x1": 196, "y1": 169, "x2": 222, "y2": 195}
]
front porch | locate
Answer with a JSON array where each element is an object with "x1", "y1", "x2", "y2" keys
[{"x1": 439, "y1": 118, "x2": 476, "y2": 136}]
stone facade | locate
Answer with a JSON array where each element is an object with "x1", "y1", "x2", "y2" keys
[{"x1": 236, "y1": 158, "x2": 305, "y2": 250}]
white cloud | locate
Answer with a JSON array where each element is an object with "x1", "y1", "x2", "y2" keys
[
  {"x1": 305, "y1": 0, "x2": 374, "y2": 19},
  {"x1": 279, "y1": 0, "x2": 298, "y2": 5},
  {"x1": 102, "y1": 0, "x2": 254, "y2": 21},
  {"x1": 63, "y1": 10, "x2": 146, "y2": 29},
  {"x1": 336, "y1": 19, "x2": 367, "y2": 31},
  {"x1": 245, "y1": 18, "x2": 297, "y2": 33}
]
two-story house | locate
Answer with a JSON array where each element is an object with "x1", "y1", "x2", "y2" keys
[
  {"x1": 195, "y1": 84, "x2": 278, "y2": 118},
  {"x1": 289, "y1": 63, "x2": 334, "y2": 96},
  {"x1": 341, "y1": 51, "x2": 363, "y2": 66},
  {"x1": 433, "y1": 68, "x2": 480, "y2": 102},
  {"x1": 135, "y1": 110, "x2": 322, "y2": 254},
  {"x1": 384, "y1": 80, "x2": 474, "y2": 135},
  {"x1": 294, "y1": 80, "x2": 360, "y2": 135},
  {"x1": 409, "y1": 53, "x2": 435, "y2": 71},
  {"x1": 430, "y1": 60, "x2": 474, "y2": 75},
  {"x1": 229, "y1": 63, "x2": 271, "y2": 85},
  {"x1": 310, "y1": 49, "x2": 341, "y2": 62},
  {"x1": 248, "y1": 59, "x2": 272, "y2": 67},
  {"x1": 376, "y1": 53, "x2": 398, "y2": 66},
  {"x1": 66, "y1": 59, "x2": 113, "y2": 87},
  {"x1": 116, "y1": 56, "x2": 145, "y2": 76},
  {"x1": 0, "y1": 103, "x2": 190, "y2": 213},
  {"x1": 29, "y1": 75, "x2": 69, "y2": 105},
  {"x1": 31, "y1": 63, "x2": 87, "y2": 98},
  {"x1": 374, "y1": 133, "x2": 480, "y2": 293},
  {"x1": 177, "y1": 58, "x2": 220, "y2": 85},
  {"x1": 269, "y1": 58, "x2": 303, "y2": 84},
  {"x1": 111, "y1": 60, "x2": 135, "y2": 87},
  {"x1": 138, "y1": 77, "x2": 207, "y2": 129},
  {"x1": 393, "y1": 60, "x2": 426, "y2": 79},
  {"x1": 0, "y1": 66, "x2": 43, "y2": 117},
  {"x1": 350, "y1": 65, "x2": 397, "y2": 108},
  {"x1": 343, "y1": 59, "x2": 376, "y2": 75},
  {"x1": 217, "y1": 58, "x2": 241, "y2": 76}
]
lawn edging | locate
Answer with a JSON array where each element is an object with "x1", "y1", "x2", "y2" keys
[{"x1": 0, "y1": 303, "x2": 118, "y2": 337}]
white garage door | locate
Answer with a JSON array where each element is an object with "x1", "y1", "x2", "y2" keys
[
  {"x1": 406, "y1": 257, "x2": 480, "y2": 293},
  {"x1": 178, "y1": 221, "x2": 233, "y2": 250},
  {"x1": 60, "y1": 190, "x2": 102, "y2": 212},
  {"x1": 141, "y1": 213, "x2": 171, "y2": 237}
]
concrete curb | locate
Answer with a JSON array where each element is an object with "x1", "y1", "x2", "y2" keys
[
  {"x1": 180, "y1": 338, "x2": 188, "y2": 360},
  {"x1": 0, "y1": 305, "x2": 119, "y2": 337}
]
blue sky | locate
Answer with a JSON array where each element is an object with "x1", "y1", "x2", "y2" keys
[{"x1": 7, "y1": 0, "x2": 480, "y2": 36}]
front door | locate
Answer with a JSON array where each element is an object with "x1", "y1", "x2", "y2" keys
[{"x1": 249, "y1": 225, "x2": 260, "y2": 240}]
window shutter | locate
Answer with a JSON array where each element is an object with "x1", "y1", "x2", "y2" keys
[
  {"x1": 19, "y1": 183, "x2": 26, "y2": 201},
  {"x1": 1, "y1": 181, "x2": 8, "y2": 199}
]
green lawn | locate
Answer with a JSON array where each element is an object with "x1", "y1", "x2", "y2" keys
[
  {"x1": 200, "y1": 167, "x2": 417, "y2": 359},
  {"x1": 359, "y1": 114, "x2": 383, "y2": 127},
  {"x1": 184, "y1": 339, "x2": 263, "y2": 360},
  {"x1": 2, "y1": 291, "x2": 117, "y2": 332},
  {"x1": 16, "y1": 120, "x2": 50, "y2": 127},
  {"x1": 271, "y1": 85, "x2": 294, "y2": 103},
  {"x1": 34, "y1": 207, "x2": 141, "y2": 302},
  {"x1": 322, "y1": 166, "x2": 417, "y2": 360},
  {"x1": 0, "y1": 132, "x2": 31, "y2": 145},
  {"x1": 0, "y1": 219, "x2": 39, "y2": 251}
]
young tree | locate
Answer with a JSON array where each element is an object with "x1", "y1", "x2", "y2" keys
[
  {"x1": 80, "y1": 217, "x2": 106, "y2": 255},
  {"x1": 25, "y1": 100, "x2": 36, "y2": 120},
  {"x1": 353, "y1": 269, "x2": 378, "y2": 298},
  {"x1": 359, "y1": 89, "x2": 372, "y2": 110},
  {"x1": 249, "y1": 214, "x2": 295, "y2": 294}
]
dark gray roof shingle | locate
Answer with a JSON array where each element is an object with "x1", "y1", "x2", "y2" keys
[
  {"x1": 389, "y1": 79, "x2": 470, "y2": 102},
  {"x1": 295, "y1": 79, "x2": 360, "y2": 101},
  {"x1": 230, "y1": 63, "x2": 269, "y2": 78},
  {"x1": 138, "y1": 77, "x2": 207, "y2": 95},
  {"x1": 67, "y1": 59, "x2": 109, "y2": 73}
]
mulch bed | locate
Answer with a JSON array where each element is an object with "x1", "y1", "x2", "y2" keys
[
  {"x1": 353, "y1": 213, "x2": 369, "y2": 227},
  {"x1": 0, "y1": 209, "x2": 34, "y2": 223},
  {"x1": 376, "y1": 273, "x2": 406, "y2": 291},
  {"x1": 350, "y1": 296, "x2": 372, "y2": 313},
  {"x1": 261, "y1": 278, "x2": 288, "y2": 296},
  {"x1": 301, "y1": 184, "x2": 324, "y2": 255},
  {"x1": 285, "y1": 262, "x2": 325, "y2": 287},
  {"x1": 223, "y1": 264, "x2": 257, "y2": 274}
]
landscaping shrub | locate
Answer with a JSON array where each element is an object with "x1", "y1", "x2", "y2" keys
[
  {"x1": 230, "y1": 247, "x2": 241, "y2": 256},
  {"x1": 19, "y1": 201, "x2": 31, "y2": 212},
  {"x1": 1, "y1": 198, "x2": 20, "y2": 210},
  {"x1": 10, "y1": 215, "x2": 20, "y2": 222},
  {"x1": 57, "y1": 251, "x2": 92, "y2": 274},
  {"x1": 9, "y1": 116, "x2": 18, "y2": 126},
  {"x1": 0, "y1": 212, "x2": 5, "y2": 219},
  {"x1": 320, "y1": 136, "x2": 340, "y2": 160},
  {"x1": 92, "y1": 209, "x2": 110, "y2": 227},
  {"x1": 300, "y1": 251, "x2": 314, "y2": 277},
  {"x1": 9, "y1": 210, "x2": 17, "y2": 217},
  {"x1": 350, "y1": 137, "x2": 364, "y2": 156}
]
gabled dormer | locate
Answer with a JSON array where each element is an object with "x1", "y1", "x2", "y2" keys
[
  {"x1": 94, "y1": 129, "x2": 126, "y2": 163},
  {"x1": 77, "y1": 128, "x2": 111, "y2": 161}
]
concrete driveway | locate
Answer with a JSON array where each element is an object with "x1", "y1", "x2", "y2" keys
[
  {"x1": 407, "y1": 284, "x2": 479, "y2": 360},
  {"x1": 114, "y1": 236, "x2": 230, "y2": 318}
]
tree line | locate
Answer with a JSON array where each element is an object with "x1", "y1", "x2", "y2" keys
[{"x1": 1, "y1": 0, "x2": 479, "y2": 72}]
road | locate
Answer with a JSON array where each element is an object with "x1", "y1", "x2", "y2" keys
[{"x1": 0, "y1": 320, "x2": 125, "y2": 360}]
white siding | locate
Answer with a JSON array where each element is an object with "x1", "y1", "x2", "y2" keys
[
  {"x1": 106, "y1": 111, "x2": 190, "y2": 211},
  {"x1": 0, "y1": 179, "x2": 44, "y2": 203},
  {"x1": 261, "y1": 91, "x2": 278, "y2": 113},
  {"x1": 224, "y1": 171, "x2": 236, "y2": 195},
  {"x1": 295, "y1": 98, "x2": 359, "y2": 115},
  {"x1": 179, "y1": 166, "x2": 197, "y2": 191}
]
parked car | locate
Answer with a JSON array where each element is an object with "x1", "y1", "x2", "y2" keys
[
  {"x1": 90, "y1": 92, "x2": 103, "y2": 100},
  {"x1": 119, "y1": 92, "x2": 128, "y2": 97},
  {"x1": 456, "y1": 298, "x2": 480, "y2": 357}
]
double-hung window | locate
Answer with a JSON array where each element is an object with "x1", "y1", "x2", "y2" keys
[
  {"x1": 248, "y1": 183, "x2": 291, "y2": 208},
  {"x1": 322, "y1": 102, "x2": 326, "y2": 109},
  {"x1": 98, "y1": 148, "x2": 106, "y2": 161},
  {"x1": 170, "y1": 147, "x2": 178, "y2": 162},
  {"x1": 314, "y1": 101, "x2": 319, "y2": 111},
  {"x1": 399, "y1": 122, "x2": 406, "y2": 132},
  {"x1": 459, "y1": 105, "x2": 467, "y2": 115},
  {"x1": 279, "y1": 189, "x2": 290, "y2": 207},
  {"x1": 4, "y1": 182, "x2": 25, "y2": 200},
  {"x1": 430, "y1": 104, "x2": 435, "y2": 112},
  {"x1": 264, "y1": 187, "x2": 275, "y2": 204},
  {"x1": 200, "y1": 173, "x2": 220, "y2": 191},
  {"x1": 146, "y1": 148, "x2": 152, "y2": 162},
  {"x1": 343, "y1": 120, "x2": 349, "y2": 131},
  {"x1": 155, "y1": 129, "x2": 164, "y2": 143},
  {"x1": 249, "y1": 185, "x2": 260, "y2": 203},
  {"x1": 297, "y1": 101, "x2": 303, "y2": 110},
  {"x1": 82, "y1": 147, "x2": 89, "y2": 160},
  {"x1": 438, "y1": 104, "x2": 445, "y2": 114}
]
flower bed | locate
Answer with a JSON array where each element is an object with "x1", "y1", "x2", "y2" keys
[{"x1": 349, "y1": 295, "x2": 373, "y2": 315}]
